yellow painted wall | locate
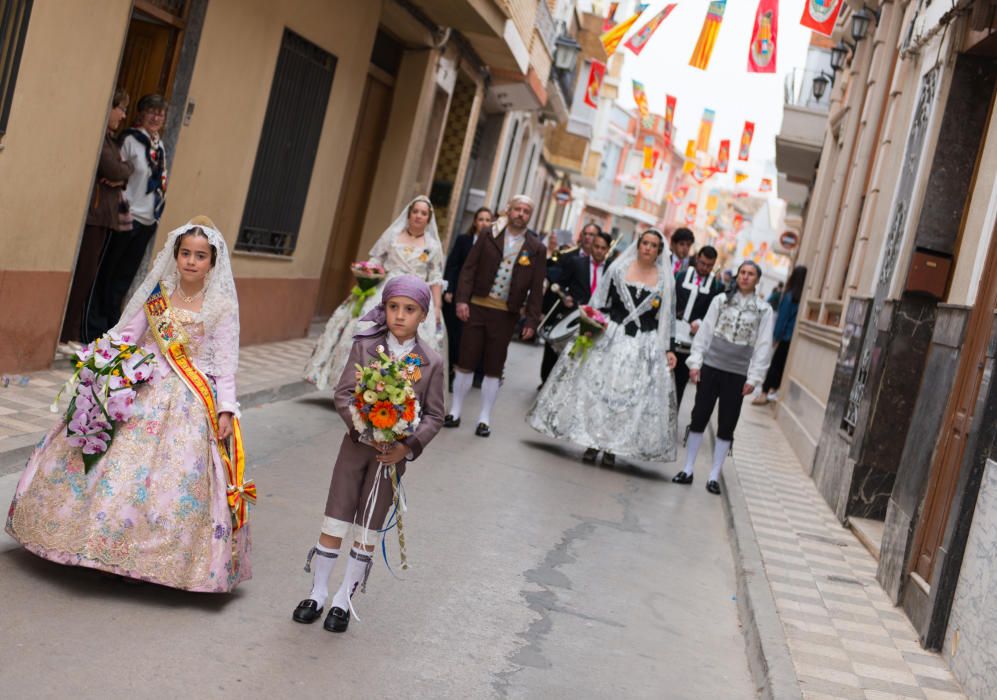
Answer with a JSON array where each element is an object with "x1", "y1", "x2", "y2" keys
[
  {"x1": 159, "y1": 0, "x2": 382, "y2": 280},
  {"x1": 0, "y1": 0, "x2": 132, "y2": 271}
]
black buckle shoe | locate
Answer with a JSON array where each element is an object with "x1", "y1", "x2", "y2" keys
[
  {"x1": 582, "y1": 448, "x2": 599, "y2": 463},
  {"x1": 600, "y1": 452, "x2": 616, "y2": 467},
  {"x1": 672, "y1": 472, "x2": 694, "y2": 485},
  {"x1": 292, "y1": 599, "x2": 323, "y2": 624},
  {"x1": 706, "y1": 480, "x2": 721, "y2": 495},
  {"x1": 443, "y1": 415, "x2": 461, "y2": 428},
  {"x1": 324, "y1": 606, "x2": 351, "y2": 633},
  {"x1": 475, "y1": 422, "x2": 491, "y2": 437}
]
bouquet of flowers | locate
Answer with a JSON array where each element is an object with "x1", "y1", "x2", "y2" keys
[
  {"x1": 569, "y1": 305, "x2": 609, "y2": 359},
  {"x1": 348, "y1": 345, "x2": 422, "y2": 569},
  {"x1": 51, "y1": 334, "x2": 157, "y2": 472},
  {"x1": 350, "y1": 261, "x2": 387, "y2": 317}
]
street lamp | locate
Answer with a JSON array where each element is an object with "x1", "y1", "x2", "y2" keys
[
  {"x1": 851, "y1": 5, "x2": 880, "y2": 42},
  {"x1": 554, "y1": 33, "x2": 582, "y2": 72},
  {"x1": 812, "y1": 71, "x2": 834, "y2": 101},
  {"x1": 829, "y1": 40, "x2": 850, "y2": 72}
]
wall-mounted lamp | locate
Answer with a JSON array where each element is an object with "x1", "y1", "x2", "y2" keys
[
  {"x1": 851, "y1": 5, "x2": 881, "y2": 42},
  {"x1": 812, "y1": 71, "x2": 835, "y2": 101},
  {"x1": 829, "y1": 40, "x2": 852, "y2": 71},
  {"x1": 554, "y1": 33, "x2": 581, "y2": 72}
]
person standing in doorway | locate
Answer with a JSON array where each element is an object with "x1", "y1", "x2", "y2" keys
[
  {"x1": 445, "y1": 195, "x2": 547, "y2": 437},
  {"x1": 672, "y1": 246, "x2": 724, "y2": 408},
  {"x1": 672, "y1": 261, "x2": 773, "y2": 495},
  {"x1": 61, "y1": 89, "x2": 134, "y2": 346},
  {"x1": 442, "y1": 207, "x2": 492, "y2": 391},
  {"x1": 90, "y1": 94, "x2": 170, "y2": 337},
  {"x1": 668, "y1": 227, "x2": 695, "y2": 276},
  {"x1": 754, "y1": 265, "x2": 807, "y2": 405}
]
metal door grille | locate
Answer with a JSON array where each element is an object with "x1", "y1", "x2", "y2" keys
[
  {"x1": 0, "y1": 0, "x2": 33, "y2": 137},
  {"x1": 236, "y1": 29, "x2": 336, "y2": 255}
]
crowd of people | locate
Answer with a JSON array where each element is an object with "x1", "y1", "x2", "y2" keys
[{"x1": 6, "y1": 186, "x2": 806, "y2": 634}]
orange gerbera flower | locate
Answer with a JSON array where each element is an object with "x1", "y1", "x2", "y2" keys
[
  {"x1": 402, "y1": 399, "x2": 416, "y2": 423},
  {"x1": 369, "y1": 401, "x2": 398, "y2": 429}
]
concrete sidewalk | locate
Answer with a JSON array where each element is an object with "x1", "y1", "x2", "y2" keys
[
  {"x1": 720, "y1": 404, "x2": 966, "y2": 700},
  {"x1": 0, "y1": 335, "x2": 318, "y2": 474}
]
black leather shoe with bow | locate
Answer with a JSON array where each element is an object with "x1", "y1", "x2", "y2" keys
[
  {"x1": 443, "y1": 415, "x2": 460, "y2": 428},
  {"x1": 292, "y1": 599, "x2": 323, "y2": 624},
  {"x1": 475, "y1": 422, "x2": 491, "y2": 437},
  {"x1": 324, "y1": 606, "x2": 351, "y2": 633},
  {"x1": 672, "y1": 472, "x2": 694, "y2": 485},
  {"x1": 706, "y1": 480, "x2": 721, "y2": 495}
]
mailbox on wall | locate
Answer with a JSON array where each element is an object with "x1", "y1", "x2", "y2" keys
[{"x1": 905, "y1": 250, "x2": 952, "y2": 299}]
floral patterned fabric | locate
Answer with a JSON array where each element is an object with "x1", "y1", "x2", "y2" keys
[{"x1": 5, "y1": 309, "x2": 250, "y2": 592}]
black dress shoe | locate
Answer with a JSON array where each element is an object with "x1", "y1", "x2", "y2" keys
[
  {"x1": 672, "y1": 471, "x2": 694, "y2": 485},
  {"x1": 292, "y1": 599, "x2": 323, "y2": 624},
  {"x1": 582, "y1": 448, "x2": 599, "y2": 463},
  {"x1": 475, "y1": 422, "x2": 491, "y2": 437},
  {"x1": 324, "y1": 606, "x2": 350, "y2": 633},
  {"x1": 601, "y1": 452, "x2": 616, "y2": 467},
  {"x1": 706, "y1": 480, "x2": 721, "y2": 495},
  {"x1": 443, "y1": 415, "x2": 461, "y2": 428}
]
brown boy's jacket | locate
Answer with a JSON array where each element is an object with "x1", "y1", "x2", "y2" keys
[
  {"x1": 456, "y1": 226, "x2": 548, "y2": 330},
  {"x1": 333, "y1": 331, "x2": 446, "y2": 461}
]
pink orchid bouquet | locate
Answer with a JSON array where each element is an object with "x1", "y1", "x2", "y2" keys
[
  {"x1": 350, "y1": 261, "x2": 387, "y2": 317},
  {"x1": 569, "y1": 305, "x2": 609, "y2": 359},
  {"x1": 51, "y1": 334, "x2": 158, "y2": 472}
]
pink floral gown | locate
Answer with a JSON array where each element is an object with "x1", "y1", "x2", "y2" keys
[{"x1": 5, "y1": 307, "x2": 251, "y2": 592}]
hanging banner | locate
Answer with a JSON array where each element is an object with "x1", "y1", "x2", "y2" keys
[
  {"x1": 633, "y1": 80, "x2": 650, "y2": 123},
  {"x1": 584, "y1": 60, "x2": 607, "y2": 108},
  {"x1": 601, "y1": 4, "x2": 648, "y2": 56},
  {"x1": 800, "y1": 0, "x2": 844, "y2": 37},
  {"x1": 685, "y1": 203, "x2": 698, "y2": 226},
  {"x1": 738, "y1": 121, "x2": 755, "y2": 161},
  {"x1": 735, "y1": 170, "x2": 749, "y2": 184},
  {"x1": 747, "y1": 0, "x2": 778, "y2": 73},
  {"x1": 733, "y1": 213, "x2": 745, "y2": 230},
  {"x1": 696, "y1": 108, "x2": 715, "y2": 153},
  {"x1": 717, "y1": 139, "x2": 730, "y2": 172},
  {"x1": 625, "y1": 3, "x2": 677, "y2": 55},
  {"x1": 759, "y1": 177, "x2": 773, "y2": 192},
  {"x1": 643, "y1": 146, "x2": 654, "y2": 171},
  {"x1": 603, "y1": 1, "x2": 620, "y2": 31},
  {"x1": 689, "y1": 0, "x2": 727, "y2": 70},
  {"x1": 663, "y1": 94, "x2": 677, "y2": 148}
]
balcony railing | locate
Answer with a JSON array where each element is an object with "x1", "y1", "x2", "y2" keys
[
  {"x1": 535, "y1": 0, "x2": 556, "y2": 55},
  {"x1": 784, "y1": 68, "x2": 831, "y2": 113}
]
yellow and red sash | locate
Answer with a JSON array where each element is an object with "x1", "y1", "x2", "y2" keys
[{"x1": 144, "y1": 282, "x2": 255, "y2": 530}]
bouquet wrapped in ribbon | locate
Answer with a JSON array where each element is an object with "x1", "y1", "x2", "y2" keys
[
  {"x1": 348, "y1": 344, "x2": 423, "y2": 569},
  {"x1": 52, "y1": 334, "x2": 157, "y2": 472},
  {"x1": 569, "y1": 305, "x2": 609, "y2": 359},
  {"x1": 349, "y1": 261, "x2": 387, "y2": 318}
]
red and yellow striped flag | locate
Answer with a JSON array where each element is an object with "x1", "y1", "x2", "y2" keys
[
  {"x1": 601, "y1": 4, "x2": 648, "y2": 56},
  {"x1": 689, "y1": 0, "x2": 727, "y2": 70}
]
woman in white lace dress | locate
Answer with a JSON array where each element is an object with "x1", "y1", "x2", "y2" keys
[{"x1": 304, "y1": 196, "x2": 446, "y2": 390}]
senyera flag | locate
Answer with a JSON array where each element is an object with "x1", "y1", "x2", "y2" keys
[
  {"x1": 689, "y1": 0, "x2": 727, "y2": 70},
  {"x1": 738, "y1": 121, "x2": 755, "y2": 161},
  {"x1": 625, "y1": 3, "x2": 676, "y2": 56},
  {"x1": 747, "y1": 0, "x2": 778, "y2": 73},
  {"x1": 800, "y1": 0, "x2": 844, "y2": 37},
  {"x1": 696, "y1": 108, "x2": 715, "y2": 153},
  {"x1": 584, "y1": 60, "x2": 606, "y2": 108},
  {"x1": 601, "y1": 4, "x2": 648, "y2": 56},
  {"x1": 663, "y1": 94, "x2": 677, "y2": 147}
]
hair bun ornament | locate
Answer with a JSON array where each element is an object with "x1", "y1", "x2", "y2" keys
[{"x1": 188, "y1": 215, "x2": 217, "y2": 229}]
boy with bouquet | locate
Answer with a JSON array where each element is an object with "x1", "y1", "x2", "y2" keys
[{"x1": 292, "y1": 275, "x2": 445, "y2": 633}]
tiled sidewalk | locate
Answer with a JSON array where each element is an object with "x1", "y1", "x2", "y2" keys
[
  {"x1": 730, "y1": 407, "x2": 966, "y2": 700},
  {"x1": 0, "y1": 336, "x2": 318, "y2": 462}
]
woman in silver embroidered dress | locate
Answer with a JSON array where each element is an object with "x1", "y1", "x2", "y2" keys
[
  {"x1": 527, "y1": 230, "x2": 679, "y2": 466},
  {"x1": 304, "y1": 196, "x2": 446, "y2": 390}
]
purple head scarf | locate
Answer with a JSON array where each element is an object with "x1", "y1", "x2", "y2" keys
[{"x1": 354, "y1": 274, "x2": 432, "y2": 339}]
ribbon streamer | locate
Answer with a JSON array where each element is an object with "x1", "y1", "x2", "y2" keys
[{"x1": 351, "y1": 285, "x2": 378, "y2": 317}]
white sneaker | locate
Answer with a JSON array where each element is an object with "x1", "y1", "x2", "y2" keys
[{"x1": 766, "y1": 391, "x2": 778, "y2": 402}]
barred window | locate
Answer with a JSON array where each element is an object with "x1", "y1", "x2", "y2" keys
[
  {"x1": 0, "y1": 0, "x2": 33, "y2": 137},
  {"x1": 236, "y1": 29, "x2": 336, "y2": 255}
]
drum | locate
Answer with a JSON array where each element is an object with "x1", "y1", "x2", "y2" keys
[{"x1": 541, "y1": 309, "x2": 581, "y2": 354}]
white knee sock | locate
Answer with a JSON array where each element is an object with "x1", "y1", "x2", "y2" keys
[
  {"x1": 450, "y1": 371, "x2": 473, "y2": 419},
  {"x1": 478, "y1": 376, "x2": 501, "y2": 425},
  {"x1": 709, "y1": 438, "x2": 732, "y2": 482},
  {"x1": 332, "y1": 546, "x2": 374, "y2": 611},
  {"x1": 682, "y1": 431, "x2": 704, "y2": 475},
  {"x1": 305, "y1": 543, "x2": 340, "y2": 608}
]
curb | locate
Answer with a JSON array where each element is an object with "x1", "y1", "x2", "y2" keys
[
  {"x1": 711, "y1": 422, "x2": 802, "y2": 700},
  {"x1": 0, "y1": 378, "x2": 317, "y2": 476}
]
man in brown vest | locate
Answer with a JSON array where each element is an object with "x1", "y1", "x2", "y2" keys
[{"x1": 445, "y1": 195, "x2": 547, "y2": 437}]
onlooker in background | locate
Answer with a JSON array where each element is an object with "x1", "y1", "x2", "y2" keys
[
  {"x1": 767, "y1": 281, "x2": 784, "y2": 310},
  {"x1": 754, "y1": 265, "x2": 808, "y2": 405},
  {"x1": 443, "y1": 207, "x2": 493, "y2": 391},
  {"x1": 60, "y1": 89, "x2": 134, "y2": 346},
  {"x1": 92, "y1": 93, "x2": 169, "y2": 335},
  {"x1": 672, "y1": 245, "x2": 724, "y2": 408},
  {"x1": 668, "y1": 227, "x2": 695, "y2": 275}
]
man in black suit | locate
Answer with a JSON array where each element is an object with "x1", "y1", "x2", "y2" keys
[{"x1": 673, "y1": 245, "x2": 724, "y2": 407}]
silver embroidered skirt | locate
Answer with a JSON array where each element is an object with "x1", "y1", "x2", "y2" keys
[{"x1": 527, "y1": 321, "x2": 678, "y2": 461}]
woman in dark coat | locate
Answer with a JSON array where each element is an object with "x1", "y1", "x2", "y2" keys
[{"x1": 442, "y1": 207, "x2": 492, "y2": 390}]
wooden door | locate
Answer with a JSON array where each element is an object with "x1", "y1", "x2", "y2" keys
[
  {"x1": 314, "y1": 69, "x2": 394, "y2": 317},
  {"x1": 910, "y1": 217, "x2": 997, "y2": 582},
  {"x1": 118, "y1": 17, "x2": 176, "y2": 125}
]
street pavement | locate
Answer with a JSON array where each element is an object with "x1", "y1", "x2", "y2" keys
[{"x1": 0, "y1": 343, "x2": 754, "y2": 699}]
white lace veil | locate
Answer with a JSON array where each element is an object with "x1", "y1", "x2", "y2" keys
[
  {"x1": 369, "y1": 195, "x2": 442, "y2": 259},
  {"x1": 590, "y1": 229, "x2": 676, "y2": 353},
  {"x1": 110, "y1": 218, "x2": 240, "y2": 378}
]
